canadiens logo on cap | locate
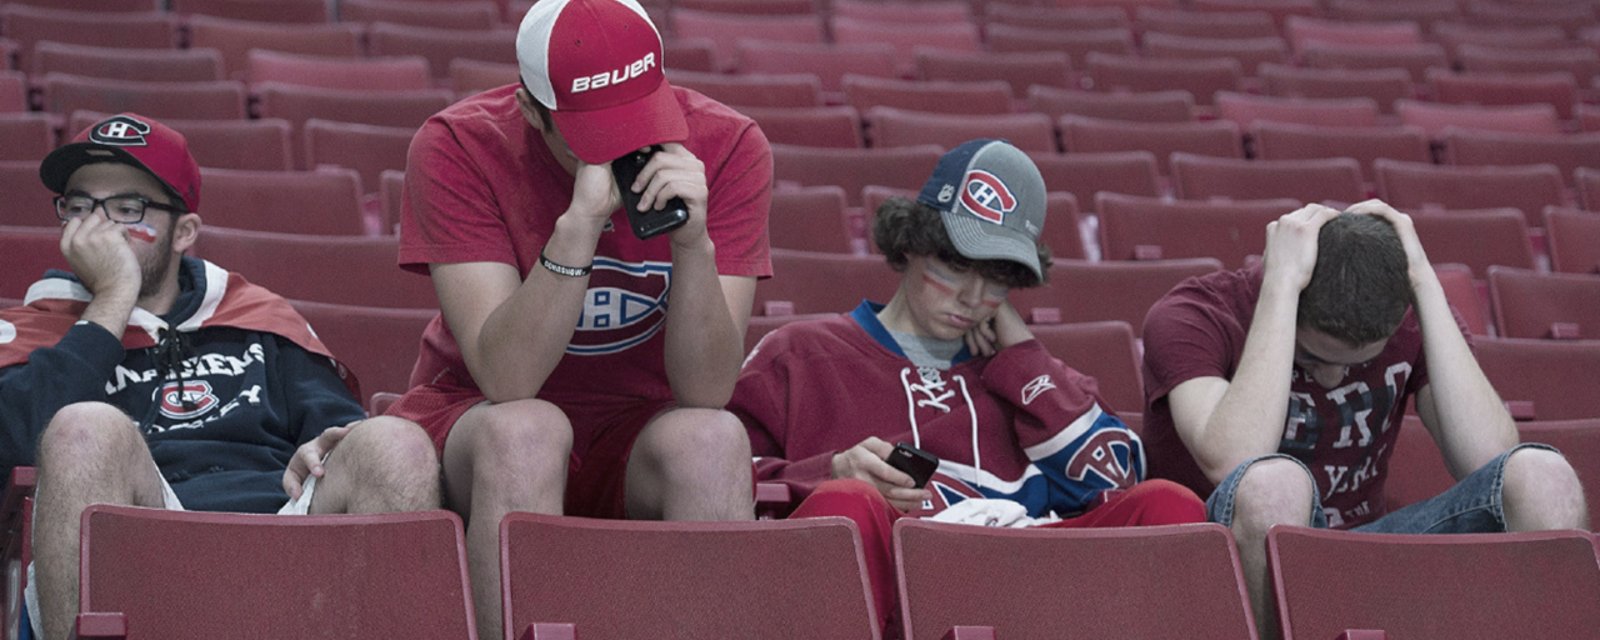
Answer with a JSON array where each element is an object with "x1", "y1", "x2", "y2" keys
[
  {"x1": 959, "y1": 169, "x2": 1016, "y2": 225},
  {"x1": 89, "y1": 115, "x2": 153, "y2": 147}
]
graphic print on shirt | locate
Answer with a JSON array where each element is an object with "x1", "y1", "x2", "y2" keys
[
  {"x1": 569, "y1": 258, "x2": 672, "y2": 356},
  {"x1": 105, "y1": 341, "x2": 270, "y2": 434},
  {"x1": 1279, "y1": 361, "x2": 1414, "y2": 526}
]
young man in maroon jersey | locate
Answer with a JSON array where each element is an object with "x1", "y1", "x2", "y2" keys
[
  {"x1": 730, "y1": 139, "x2": 1206, "y2": 634},
  {"x1": 386, "y1": 0, "x2": 771, "y2": 636},
  {"x1": 1141, "y1": 199, "x2": 1588, "y2": 639}
]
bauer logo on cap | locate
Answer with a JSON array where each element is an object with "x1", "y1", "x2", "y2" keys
[
  {"x1": 959, "y1": 169, "x2": 1017, "y2": 225},
  {"x1": 89, "y1": 116, "x2": 153, "y2": 147}
]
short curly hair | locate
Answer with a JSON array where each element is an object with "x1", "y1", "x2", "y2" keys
[
  {"x1": 1297, "y1": 214, "x2": 1414, "y2": 344},
  {"x1": 872, "y1": 196, "x2": 1050, "y2": 289}
]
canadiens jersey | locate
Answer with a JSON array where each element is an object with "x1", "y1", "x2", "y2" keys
[{"x1": 730, "y1": 301, "x2": 1146, "y2": 519}]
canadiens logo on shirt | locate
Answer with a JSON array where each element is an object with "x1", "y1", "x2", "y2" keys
[
  {"x1": 156, "y1": 380, "x2": 221, "y2": 420},
  {"x1": 569, "y1": 258, "x2": 672, "y2": 356}
]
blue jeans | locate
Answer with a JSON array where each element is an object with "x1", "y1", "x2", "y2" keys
[{"x1": 1206, "y1": 443, "x2": 1558, "y2": 533}]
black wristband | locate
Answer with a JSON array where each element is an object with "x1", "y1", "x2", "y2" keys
[{"x1": 539, "y1": 250, "x2": 592, "y2": 277}]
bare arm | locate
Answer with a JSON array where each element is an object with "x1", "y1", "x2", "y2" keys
[
  {"x1": 1349, "y1": 200, "x2": 1517, "y2": 478},
  {"x1": 60, "y1": 214, "x2": 140, "y2": 339},
  {"x1": 1166, "y1": 204, "x2": 1343, "y2": 484}
]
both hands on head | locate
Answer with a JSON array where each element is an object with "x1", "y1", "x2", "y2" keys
[{"x1": 1261, "y1": 198, "x2": 1432, "y2": 293}]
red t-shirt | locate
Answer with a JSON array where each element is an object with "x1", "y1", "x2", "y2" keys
[
  {"x1": 396, "y1": 84, "x2": 772, "y2": 424},
  {"x1": 1141, "y1": 265, "x2": 1438, "y2": 528}
]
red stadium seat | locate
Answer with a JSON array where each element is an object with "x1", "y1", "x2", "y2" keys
[
  {"x1": 1394, "y1": 99, "x2": 1562, "y2": 137},
  {"x1": 246, "y1": 50, "x2": 432, "y2": 92},
  {"x1": 987, "y1": 4, "x2": 1128, "y2": 31},
  {"x1": 253, "y1": 83, "x2": 455, "y2": 131},
  {"x1": 169, "y1": 0, "x2": 328, "y2": 23},
  {"x1": 1171, "y1": 154, "x2": 1366, "y2": 205},
  {"x1": 0, "y1": 224, "x2": 67, "y2": 299},
  {"x1": 291, "y1": 300, "x2": 435, "y2": 397},
  {"x1": 985, "y1": 24, "x2": 1135, "y2": 68},
  {"x1": 197, "y1": 167, "x2": 370, "y2": 235},
  {"x1": 1326, "y1": 0, "x2": 1462, "y2": 28},
  {"x1": 1096, "y1": 193, "x2": 1300, "y2": 268},
  {"x1": 772, "y1": 144, "x2": 943, "y2": 206},
  {"x1": 1059, "y1": 116, "x2": 1243, "y2": 175},
  {"x1": 448, "y1": 58, "x2": 518, "y2": 96},
  {"x1": 1135, "y1": 6, "x2": 1279, "y2": 39},
  {"x1": 5, "y1": 0, "x2": 153, "y2": 11},
  {"x1": 1008, "y1": 257, "x2": 1225, "y2": 336},
  {"x1": 1578, "y1": 168, "x2": 1600, "y2": 211},
  {"x1": 379, "y1": 169, "x2": 405, "y2": 235},
  {"x1": 1462, "y1": 0, "x2": 1597, "y2": 32},
  {"x1": 867, "y1": 107, "x2": 1056, "y2": 152},
  {"x1": 914, "y1": 50, "x2": 1073, "y2": 99},
  {"x1": 32, "y1": 41, "x2": 223, "y2": 82},
  {"x1": 1283, "y1": 15, "x2": 1423, "y2": 53},
  {"x1": 1214, "y1": 91, "x2": 1380, "y2": 129},
  {"x1": 671, "y1": 10, "x2": 825, "y2": 71},
  {"x1": 185, "y1": 14, "x2": 363, "y2": 81},
  {"x1": 664, "y1": 38, "x2": 717, "y2": 73},
  {"x1": 1443, "y1": 130, "x2": 1600, "y2": 185},
  {"x1": 1299, "y1": 43, "x2": 1449, "y2": 83},
  {"x1": 833, "y1": 0, "x2": 969, "y2": 24},
  {"x1": 340, "y1": 0, "x2": 501, "y2": 30},
  {"x1": 0, "y1": 70, "x2": 24, "y2": 113},
  {"x1": 1269, "y1": 526, "x2": 1600, "y2": 639},
  {"x1": 844, "y1": 75, "x2": 1012, "y2": 116},
  {"x1": 1375, "y1": 159, "x2": 1566, "y2": 228},
  {"x1": 1028, "y1": 321, "x2": 1144, "y2": 413},
  {"x1": 1428, "y1": 69, "x2": 1579, "y2": 120},
  {"x1": 736, "y1": 42, "x2": 897, "y2": 94},
  {"x1": 366, "y1": 22, "x2": 517, "y2": 80},
  {"x1": 0, "y1": 5, "x2": 177, "y2": 71},
  {"x1": 194, "y1": 227, "x2": 434, "y2": 308},
  {"x1": 1028, "y1": 151, "x2": 1163, "y2": 206},
  {"x1": 1456, "y1": 44, "x2": 1600, "y2": 82},
  {"x1": 1084, "y1": 53, "x2": 1243, "y2": 106},
  {"x1": 1545, "y1": 206, "x2": 1600, "y2": 274},
  {"x1": 667, "y1": 70, "x2": 823, "y2": 109},
  {"x1": 1488, "y1": 267, "x2": 1600, "y2": 340},
  {"x1": 501, "y1": 514, "x2": 879, "y2": 640},
  {"x1": 767, "y1": 185, "x2": 856, "y2": 254},
  {"x1": 1251, "y1": 122, "x2": 1430, "y2": 184},
  {"x1": 896, "y1": 520, "x2": 1254, "y2": 640},
  {"x1": 1141, "y1": 32, "x2": 1289, "y2": 76},
  {"x1": 76, "y1": 505, "x2": 474, "y2": 639},
  {"x1": 1258, "y1": 64, "x2": 1414, "y2": 112},
  {"x1": 1434, "y1": 262, "x2": 1490, "y2": 337},
  {"x1": 70, "y1": 110, "x2": 294, "y2": 172},
  {"x1": 756, "y1": 249, "x2": 902, "y2": 316},
  {"x1": 38, "y1": 74, "x2": 247, "y2": 120},
  {"x1": 672, "y1": 0, "x2": 813, "y2": 14},
  {"x1": 831, "y1": 16, "x2": 980, "y2": 73},
  {"x1": 735, "y1": 105, "x2": 863, "y2": 149},
  {"x1": 0, "y1": 113, "x2": 55, "y2": 163},
  {"x1": 1410, "y1": 209, "x2": 1537, "y2": 279},
  {"x1": 1433, "y1": 22, "x2": 1569, "y2": 57},
  {"x1": 302, "y1": 119, "x2": 415, "y2": 193},
  {"x1": 1188, "y1": 0, "x2": 1320, "y2": 26},
  {"x1": 1474, "y1": 337, "x2": 1600, "y2": 420},
  {"x1": 1026, "y1": 86, "x2": 1194, "y2": 123}
]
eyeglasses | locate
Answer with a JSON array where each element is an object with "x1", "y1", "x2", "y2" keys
[{"x1": 54, "y1": 194, "x2": 185, "y2": 224}]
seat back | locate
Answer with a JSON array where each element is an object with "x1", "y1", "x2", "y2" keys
[
  {"x1": 1214, "y1": 91, "x2": 1380, "y2": 128},
  {"x1": 81, "y1": 505, "x2": 475, "y2": 639},
  {"x1": 1026, "y1": 86, "x2": 1195, "y2": 123},
  {"x1": 33, "y1": 41, "x2": 223, "y2": 82},
  {"x1": 291, "y1": 300, "x2": 436, "y2": 397},
  {"x1": 736, "y1": 41, "x2": 896, "y2": 93},
  {"x1": 1474, "y1": 338, "x2": 1600, "y2": 420},
  {"x1": 1084, "y1": 52, "x2": 1243, "y2": 106},
  {"x1": 1060, "y1": 116, "x2": 1243, "y2": 175},
  {"x1": 867, "y1": 107, "x2": 1056, "y2": 152},
  {"x1": 39, "y1": 73, "x2": 247, "y2": 120},
  {"x1": 1141, "y1": 32, "x2": 1289, "y2": 75},
  {"x1": 245, "y1": 50, "x2": 433, "y2": 91},
  {"x1": 197, "y1": 167, "x2": 369, "y2": 235},
  {"x1": 1251, "y1": 122, "x2": 1429, "y2": 182},
  {"x1": 1269, "y1": 526, "x2": 1600, "y2": 640},
  {"x1": 915, "y1": 49, "x2": 1073, "y2": 98},
  {"x1": 767, "y1": 185, "x2": 855, "y2": 254},
  {"x1": 1028, "y1": 321, "x2": 1144, "y2": 413},
  {"x1": 1395, "y1": 99, "x2": 1562, "y2": 136},
  {"x1": 366, "y1": 22, "x2": 518, "y2": 79},
  {"x1": 0, "y1": 5, "x2": 177, "y2": 70},
  {"x1": 1428, "y1": 68, "x2": 1578, "y2": 120},
  {"x1": 69, "y1": 110, "x2": 293, "y2": 171},
  {"x1": 0, "y1": 112, "x2": 55, "y2": 162},
  {"x1": 666, "y1": 70, "x2": 822, "y2": 108},
  {"x1": 0, "y1": 224, "x2": 67, "y2": 299},
  {"x1": 1544, "y1": 206, "x2": 1600, "y2": 275},
  {"x1": 1258, "y1": 63, "x2": 1413, "y2": 112},
  {"x1": 1008, "y1": 257, "x2": 1226, "y2": 337},
  {"x1": 1375, "y1": 159, "x2": 1566, "y2": 229},
  {"x1": 1171, "y1": 154, "x2": 1366, "y2": 204},
  {"x1": 192, "y1": 227, "x2": 435, "y2": 308},
  {"x1": 185, "y1": 14, "x2": 363, "y2": 81},
  {"x1": 1096, "y1": 192, "x2": 1302, "y2": 268},
  {"x1": 303, "y1": 119, "x2": 416, "y2": 189},
  {"x1": 843, "y1": 75, "x2": 1012, "y2": 116},
  {"x1": 896, "y1": 520, "x2": 1256, "y2": 640},
  {"x1": 756, "y1": 249, "x2": 901, "y2": 316},
  {"x1": 253, "y1": 83, "x2": 455, "y2": 132},
  {"x1": 341, "y1": 0, "x2": 501, "y2": 30},
  {"x1": 1300, "y1": 42, "x2": 1448, "y2": 82},
  {"x1": 500, "y1": 514, "x2": 879, "y2": 640},
  {"x1": 772, "y1": 144, "x2": 943, "y2": 206},
  {"x1": 1444, "y1": 130, "x2": 1600, "y2": 187},
  {"x1": 1029, "y1": 151, "x2": 1163, "y2": 206},
  {"x1": 1488, "y1": 267, "x2": 1600, "y2": 340},
  {"x1": 170, "y1": 0, "x2": 328, "y2": 23},
  {"x1": 1410, "y1": 209, "x2": 1536, "y2": 279},
  {"x1": 736, "y1": 105, "x2": 863, "y2": 149}
]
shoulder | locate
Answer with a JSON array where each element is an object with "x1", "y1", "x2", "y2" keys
[
  {"x1": 677, "y1": 87, "x2": 769, "y2": 161},
  {"x1": 414, "y1": 85, "x2": 526, "y2": 153},
  {"x1": 746, "y1": 314, "x2": 867, "y2": 366}
]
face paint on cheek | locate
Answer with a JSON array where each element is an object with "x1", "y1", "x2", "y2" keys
[
  {"x1": 920, "y1": 271, "x2": 959, "y2": 295},
  {"x1": 126, "y1": 222, "x2": 158, "y2": 244},
  {"x1": 977, "y1": 298, "x2": 1002, "y2": 309}
]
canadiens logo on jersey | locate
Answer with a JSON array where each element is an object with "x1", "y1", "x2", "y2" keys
[
  {"x1": 155, "y1": 380, "x2": 220, "y2": 420},
  {"x1": 568, "y1": 258, "x2": 672, "y2": 356},
  {"x1": 960, "y1": 169, "x2": 1016, "y2": 225},
  {"x1": 1065, "y1": 429, "x2": 1141, "y2": 487}
]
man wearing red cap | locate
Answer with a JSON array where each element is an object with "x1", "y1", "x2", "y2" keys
[
  {"x1": 388, "y1": 0, "x2": 772, "y2": 634},
  {"x1": 0, "y1": 113, "x2": 442, "y2": 640}
]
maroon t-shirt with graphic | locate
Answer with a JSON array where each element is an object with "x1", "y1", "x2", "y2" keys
[{"x1": 1141, "y1": 265, "x2": 1438, "y2": 528}]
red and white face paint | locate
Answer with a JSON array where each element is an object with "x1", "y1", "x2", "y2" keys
[{"x1": 126, "y1": 220, "x2": 159, "y2": 244}]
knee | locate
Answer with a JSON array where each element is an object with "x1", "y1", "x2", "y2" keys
[
  {"x1": 469, "y1": 399, "x2": 573, "y2": 472},
  {"x1": 1503, "y1": 447, "x2": 1586, "y2": 521},
  {"x1": 38, "y1": 402, "x2": 141, "y2": 467},
  {"x1": 344, "y1": 416, "x2": 439, "y2": 475},
  {"x1": 1232, "y1": 459, "x2": 1317, "y2": 534},
  {"x1": 645, "y1": 409, "x2": 752, "y2": 468}
]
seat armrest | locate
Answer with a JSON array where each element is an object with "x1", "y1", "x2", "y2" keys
[
  {"x1": 520, "y1": 622, "x2": 577, "y2": 640},
  {"x1": 70, "y1": 612, "x2": 128, "y2": 639},
  {"x1": 1336, "y1": 630, "x2": 1388, "y2": 640},
  {"x1": 943, "y1": 626, "x2": 996, "y2": 640}
]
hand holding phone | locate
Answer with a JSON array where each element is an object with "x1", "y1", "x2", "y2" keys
[
  {"x1": 611, "y1": 145, "x2": 690, "y2": 240},
  {"x1": 885, "y1": 442, "x2": 940, "y2": 489}
]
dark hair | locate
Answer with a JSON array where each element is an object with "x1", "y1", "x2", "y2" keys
[
  {"x1": 872, "y1": 196, "x2": 1050, "y2": 289},
  {"x1": 1297, "y1": 214, "x2": 1414, "y2": 344}
]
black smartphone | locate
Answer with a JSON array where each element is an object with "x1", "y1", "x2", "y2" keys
[
  {"x1": 610, "y1": 145, "x2": 689, "y2": 240},
  {"x1": 886, "y1": 442, "x2": 940, "y2": 489}
]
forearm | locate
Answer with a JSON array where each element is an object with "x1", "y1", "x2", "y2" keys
[
  {"x1": 1412, "y1": 269, "x2": 1518, "y2": 467},
  {"x1": 470, "y1": 215, "x2": 605, "y2": 402},
  {"x1": 1188, "y1": 284, "x2": 1301, "y2": 481},
  {"x1": 662, "y1": 236, "x2": 743, "y2": 407},
  {"x1": 79, "y1": 289, "x2": 137, "y2": 340}
]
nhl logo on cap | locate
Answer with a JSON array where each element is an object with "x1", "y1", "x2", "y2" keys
[
  {"x1": 89, "y1": 115, "x2": 152, "y2": 147},
  {"x1": 959, "y1": 169, "x2": 1016, "y2": 225}
]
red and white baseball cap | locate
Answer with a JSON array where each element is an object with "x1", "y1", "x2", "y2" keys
[
  {"x1": 39, "y1": 113, "x2": 202, "y2": 212},
  {"x1": 517, "y1": 0, "x2": 688, "y2": 165}
]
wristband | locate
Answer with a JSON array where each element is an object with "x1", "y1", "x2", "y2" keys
[{"x1": 539, "y1": 250, "x2": 592, "y2": 277}]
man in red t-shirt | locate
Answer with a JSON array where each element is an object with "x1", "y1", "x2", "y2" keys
[
  {"x1": 1142, "y1": 200, "x2": 1587, "y2": 639},
  {"x1": 387, "y1": 0, "x2": 771, "y2": 636}
]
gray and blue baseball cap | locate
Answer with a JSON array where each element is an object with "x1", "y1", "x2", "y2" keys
[{"x1": 916, "y1": 139, "x2": 1047, "y2": 279}]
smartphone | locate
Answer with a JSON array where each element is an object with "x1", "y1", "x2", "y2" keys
[
  {"x1": 610, "y1": 145, "x2": 690, "y2": 240},
  {"x1": 886, "y1": 442, "x2": 940, "y2": 489}
]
